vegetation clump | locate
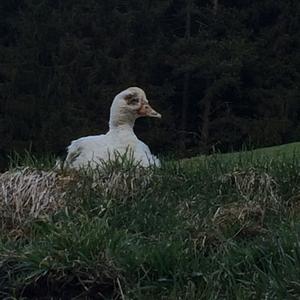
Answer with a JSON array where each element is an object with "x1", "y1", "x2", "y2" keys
[{"x1": 0, "y1": 167, "x2": 66, "y2": 234}]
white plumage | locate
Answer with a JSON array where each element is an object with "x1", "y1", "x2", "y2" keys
[{"x1": 64, "y1": 87, "x2": 161, "y2": 169}]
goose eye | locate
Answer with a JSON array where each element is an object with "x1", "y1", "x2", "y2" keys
[{"x1": 129, "y1": 97, "x2": 139, "y2": 105}]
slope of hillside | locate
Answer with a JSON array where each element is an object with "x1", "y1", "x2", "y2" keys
[
  {"x1": 1, "y1": 144, "x2": 300, "y2": 299},
  {"x1": 183, "y1": 142, "x2": 300, "y2": 167}
]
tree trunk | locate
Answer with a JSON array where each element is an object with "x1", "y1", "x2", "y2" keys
[
  {"x1": 213, "y1": 0, "x2": 218, "y2": 15},
  {"x1": 199, "y1": 1, "x2": 218, "y2": 153},
  {"x1": 200, "y1": 96, "x2": 212, "y2": 152},
  {"x1": 179, "y1": 0, "x2": 192, "y2": 151}
]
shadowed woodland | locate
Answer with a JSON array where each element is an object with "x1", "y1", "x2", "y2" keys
[
  {"x1": 1, "y1": 2, "x2": 300, "y2": 298},
  {"x1": 1, "y1": 0, "x2": 300, "y2": 169}
]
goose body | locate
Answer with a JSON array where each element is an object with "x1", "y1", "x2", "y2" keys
[{"x1": 65, "y1": 87, "x2": 161, "y2": 169}]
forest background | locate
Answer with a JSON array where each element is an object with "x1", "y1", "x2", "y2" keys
[{"x1": 1, "y1": 0, "x2": 299, "y2": 169}]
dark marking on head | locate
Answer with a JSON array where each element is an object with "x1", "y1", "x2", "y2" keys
[{"x1": 124, "y1": 92, "x2": 140, "y2": 105}]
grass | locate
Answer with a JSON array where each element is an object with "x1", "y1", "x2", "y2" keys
[
  {"x1": 1, "y1": 143, "x2": 300, "y2": 299},
  {"x1": 182, "y1": 142, "x2": 300, "y2": 166}
]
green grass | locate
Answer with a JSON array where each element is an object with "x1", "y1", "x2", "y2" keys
[
  {"x1": 183, "y1": 142, "x2": 300, "y2": 166},
  {"x1": 1, "y1": 143, "x2": 300, "y2": 299},
  {"x1": 8, "y1": 150, "x2": 57, "y2": 170}
]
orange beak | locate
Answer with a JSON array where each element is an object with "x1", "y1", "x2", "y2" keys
[{"x1": 138, "y1": 102, "x2": 162, "y2": 118}]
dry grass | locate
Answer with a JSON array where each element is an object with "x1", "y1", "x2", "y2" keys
[
  {"x1": 0, "y1": 164, "x2": 156, "y2": 234},
  {"x1": 185, "y1": 200, "x2": 267, "y2": 251},
  {"x1": 95, "y1": 169, "x2": 154, "y2": 199},
  {"x1": 286, "y1": 194, "x2": 300, "y2": 217},
  {"x1": 0, "y1": 167, "x2": 70, "y2": 233},
  {"x1": 220, "y1": 167, "x2": 280, "y2": 209},
  {"x1": 208, "y1": 167, "x2": 282, "y2": 239},
  {"x1": 180, "y1": 167, "x2": 280, "y2": 249},
  {"x1": 72, "y1": 164, "x2": 156, "y2": 202},
  {"x1": 212, "y1": 201, "x2": 266, "y2": 238}
]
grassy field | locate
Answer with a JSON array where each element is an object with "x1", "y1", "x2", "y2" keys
[{"x1": 1, "y1": 143, "x2": 300, "y2": 299}]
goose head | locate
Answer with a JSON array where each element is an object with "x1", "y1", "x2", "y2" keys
[{"x1": 109, "y1": 87, "x2": 161, "y2": 129}]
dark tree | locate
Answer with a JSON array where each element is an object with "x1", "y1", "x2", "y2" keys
[{"x1": 1, "y1": 0, "x2": 300, "y2": 168}]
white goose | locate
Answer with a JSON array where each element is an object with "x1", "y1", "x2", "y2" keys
[{"x1": 64, "y1": 87, "x2": 161, "y2": 169}]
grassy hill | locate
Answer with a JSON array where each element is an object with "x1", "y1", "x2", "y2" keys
[
  {"x1": 1, "y1": 143, "x2": 300, "y2": 299},
  {"x1": 184, "y1": 142, "x2": 300, "y2": 165}
]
